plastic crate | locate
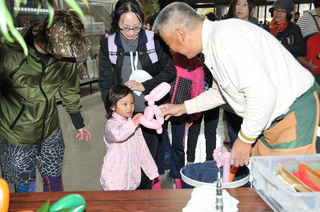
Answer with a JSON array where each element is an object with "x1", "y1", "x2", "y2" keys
[{"x1": 251, "y1": 154, "x2": 320, "y2": 212}]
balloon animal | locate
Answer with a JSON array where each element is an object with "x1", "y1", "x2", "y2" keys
[
  {"x1": 213, "y1": 146, "x2": 231, "y2": 183},
  {"x1": 138, "y1": 82, "x2": 171, "y2": 134}
]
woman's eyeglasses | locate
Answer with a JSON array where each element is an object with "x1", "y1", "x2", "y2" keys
[
  {"x1": 119, "y1": 26, "x2": 142, "y2": 32},
  {"x1": 273, "y1": 9, "x2": 287, "y2": 14}
]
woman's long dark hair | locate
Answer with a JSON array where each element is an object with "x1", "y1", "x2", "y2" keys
[
  {"x1": 105, "y1": 85, "x2": 133, "y2": 119},
  {"x1": 227, "y1": 0, "x2": 256, "y2": 19},
  {"x1": 109, "y1": 0, "x2": 144, "y2": 34}
]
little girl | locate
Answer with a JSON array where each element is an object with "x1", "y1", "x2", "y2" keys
[{"x1": 100, "y1": 85, "x2": 159, "y2": 190}]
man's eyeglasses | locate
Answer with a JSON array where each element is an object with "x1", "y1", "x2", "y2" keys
[
  {"x1": 119, "y1": 26, "x2": 142, "y2": 32},
  {"x1": 273, "y1": 9, "x2": 287, "y2": 14}
]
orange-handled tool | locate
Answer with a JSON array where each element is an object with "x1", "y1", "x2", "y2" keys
[{"x1": 230, "y1": 166, "x2": 240, "y2": 182}]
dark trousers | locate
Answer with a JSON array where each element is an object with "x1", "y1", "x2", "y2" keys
[
  {"x1": 155, "y1": 125, "x2": 171, "y2": 175},
  {"x1": 224, "y1": 110, "x2": 243, "y2": 149},
  {"x1": 136, "y1": 125, "x2": 159, "y2": 190},
  {"x1": 156, "y1": 121, "x2": 186, "y2": 179},
  {"x1": 316, "y1": 135, "x2": 320, "y2": 153},
  {"x1": 187, "y1": 107, "x2": 219, "y2": 162}
]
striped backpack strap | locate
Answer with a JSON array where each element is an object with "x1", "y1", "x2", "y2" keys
[
  {"x1": 108, "y1": 34, "x2": 117, "y2": 64},
  {"x1": 143, "y1": 30, "x2": 158, "y2": 64}
]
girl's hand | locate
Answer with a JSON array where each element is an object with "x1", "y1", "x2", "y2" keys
[{"x1": 132, "y1": 113, "x2": 143, "y2": 125}]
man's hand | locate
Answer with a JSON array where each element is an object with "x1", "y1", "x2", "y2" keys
[
  {"x1": 230, "y1": 138, "x2": 252, "y2": 167},
  {"x1": 76, "y1": 126, "x2": 91, "y2": 142},
  {"x1": 159, "y1": 103, "x2": 187, "y2": 120}
]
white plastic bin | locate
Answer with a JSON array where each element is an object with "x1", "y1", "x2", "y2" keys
[{"x1": 251, "y1": 154, "x2": 320, "y2": 212}]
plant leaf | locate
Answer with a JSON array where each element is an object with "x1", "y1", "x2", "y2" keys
[
  {"x1": 81, "y1": 0, "x2": 89, "y2": 8},
  {"x1": 65, "y1": 0, "x2": 85, "y2": 18},
  {"x1": 1, "y1": 0, "x2": 86, "y2": 56},
  {"x1": 46, "y1": 0, "x2": 55, "y2": 28},
  {"x1": 36, "y1": 0, "x2": 43, "y2": 15},
  {"x1": 37, "y1": 200, "x2": 51, "y2": 212},
  {"x1": 14, "y1": 0, "x2": 21, "y2": 16},
  {"x1": 0, "y1": 1, "x2": 14, "y2": 43}
]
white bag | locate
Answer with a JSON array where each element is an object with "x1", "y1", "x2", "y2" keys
[{"x1": 129, "y1": 51, "x2": 152, "y2": 96}]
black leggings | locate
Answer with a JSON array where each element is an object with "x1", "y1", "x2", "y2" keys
[{"x1": 187, "y1": 107, "x2": 220, "y2": 162}]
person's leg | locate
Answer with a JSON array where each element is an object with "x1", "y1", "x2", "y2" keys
[
  {"x1": 155, "y1": 122, "x2": 168, "y2": 175},
  {"x1": 186, "y1": 115, "x2": 202, "y2": 163},
  {"x1": 170, "y1": 122, "x2": 187, "y2": 189},
  {"x1": 224, "y1": 111, "x2": 243, "y2": 149},
  {"x1": 15, "y1": 182, "x2": 36, "y2": 193},
  {"x1": 164, "y1": 133, "x2": 171, "y2": 170},
  {"x1": 37, "y1": 129, "x2": 65, "y2": 192},
  {"x1": 203, "y1": 107, "x2": 220, "y2": 161},
  {"x1": 137, "y1": 125, "x2": 159, "y2": 189},
  {"x1": 169, "y1": 122, "x2": 186, "y2": 180},
  {"x1": 0, "y1": 138, "x2": 37, "y2": 193},
  {"x1": 316, "y1": 134, "x2": 320, "y2": 153}
]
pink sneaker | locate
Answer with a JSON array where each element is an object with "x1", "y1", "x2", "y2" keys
[
  {"x1": 223, "y1": 138, "x2": 230, "y2": 143},
  {"x1": 152, "y1": 176, "x2": 161, "y2": 189},
  {"x1": 175, "y1": 179, "x2": 183, "y2": 189}
]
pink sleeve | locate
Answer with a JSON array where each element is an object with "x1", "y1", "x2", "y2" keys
[
  {"x1": 104, "y1": 119, "x2": 138, "y2": 143},
  {"x1": 189, "y1": 58, "x2": 205, "y2": 122}
]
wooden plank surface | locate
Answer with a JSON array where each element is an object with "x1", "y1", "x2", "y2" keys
[{"x1": 9, "y1": 188, "x2": 271, "y2": 211}]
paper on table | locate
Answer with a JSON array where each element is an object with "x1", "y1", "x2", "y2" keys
[{"x1": 182, "y1": 185, "x2": 239, "y2": 212}]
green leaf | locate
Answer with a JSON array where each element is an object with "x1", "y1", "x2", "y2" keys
[
  {"x1": 14, "y1": 0, "x2": 21, "y2": 16},
  {"x1": 81, "y1": 0, "x2": 89, "y2": 8},
  {"x1": 7, "y1": 24, "x2": 28, "y2": 56},
  {"x1": 65, "y1": 0, "x2": 85, "y2": 18},
  {"x1": 0, "y1": 1, "x2": 14, "y2": 43},
  {"x1": 37, "y1": 200, "x2": 51, "y2": 212},
  {"x1": 0, "y1": 0, "x2": 86, "y2": 56},
  {"x1": 36, "y1": 0, "x2": 43, "y2": 15},
  {"x1": 46, "y1": 0, "x2": 55, "y2": 28}
]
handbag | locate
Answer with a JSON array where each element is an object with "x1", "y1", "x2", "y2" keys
[
  {"x1": 129, "y1": 51, "x2": 152, "y2": 96},
  {"x1": 305, "y1": 13, "x2": 320, "y2": 75}
]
